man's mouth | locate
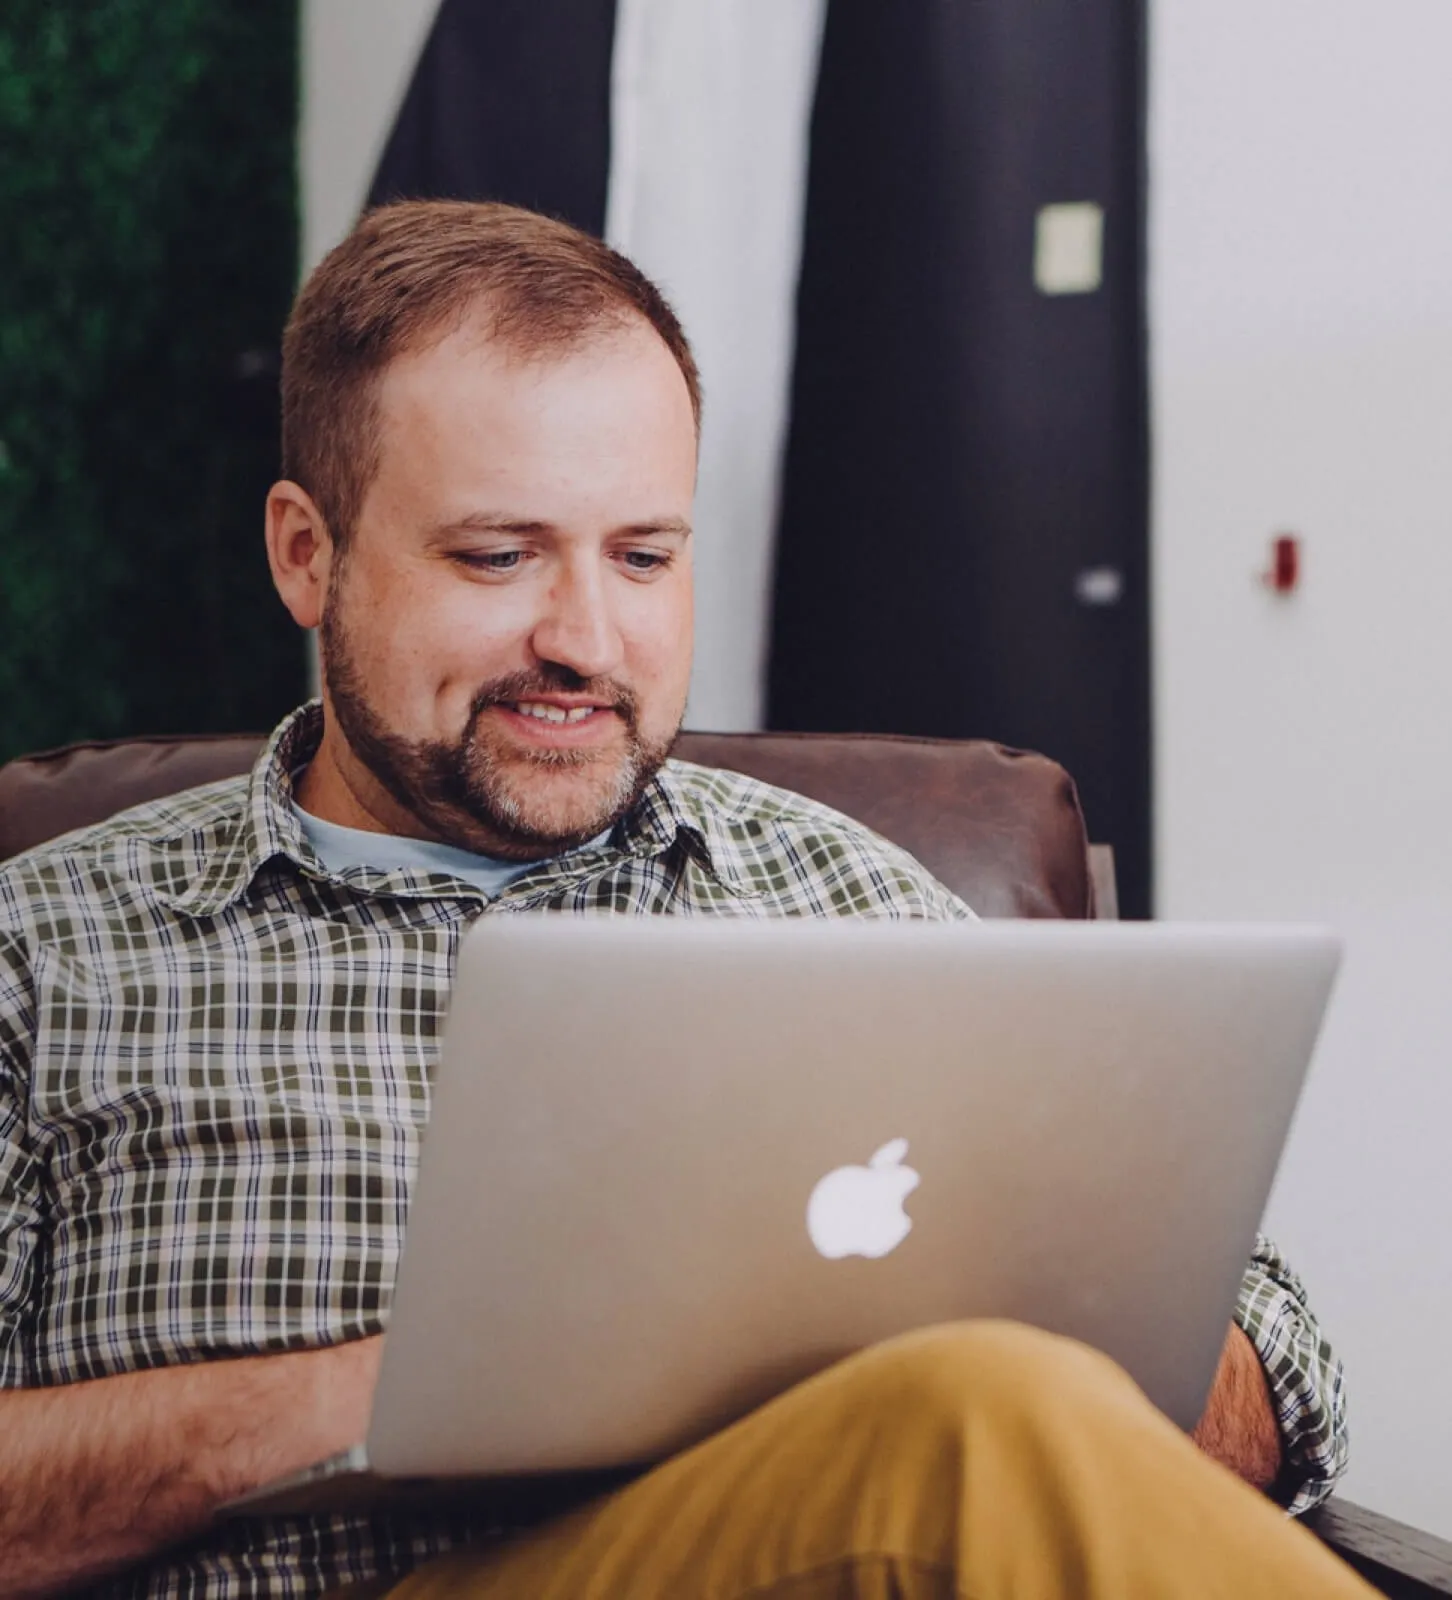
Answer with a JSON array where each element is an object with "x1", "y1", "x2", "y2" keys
[{"x1": 507, "y1": 701, "x2": 610, "y2": 726}]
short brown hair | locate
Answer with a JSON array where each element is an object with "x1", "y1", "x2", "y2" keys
[{"x1": 281, "y1": 200, "x2": 701, "y2": 543}]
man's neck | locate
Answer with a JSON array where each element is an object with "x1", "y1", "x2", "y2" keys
[{"x1": 292, "y1": 728, "x2": 416, "y2": 839}]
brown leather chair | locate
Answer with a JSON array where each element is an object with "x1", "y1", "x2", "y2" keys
[{"x1": 0, "y1": 729, "x2": 1103, "y2": 918}]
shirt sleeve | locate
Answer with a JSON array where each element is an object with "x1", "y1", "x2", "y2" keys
[
  {"x1": 927, "y1": 882, "x2": 978, "y2": 921},
  {"x1": 892, "y1": 853, "x2": 977, "y2": 921},
  {"x1": 0, "y1": 929, "x2": 40, "y2": 1388},
  {"x1": 1234, "y1": 1232, "x2": 1348, "y2": 1515}
]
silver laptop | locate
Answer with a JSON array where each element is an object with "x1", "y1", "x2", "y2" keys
[{"x1": 229, "y1": 916, "x2": 1339, "y2": 1515}]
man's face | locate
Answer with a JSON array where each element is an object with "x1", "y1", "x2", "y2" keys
[{"x1": 317, "y1": 314, "x2": 697, "y2": 859}]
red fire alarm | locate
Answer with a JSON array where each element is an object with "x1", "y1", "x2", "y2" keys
[{"x1": 1262, "y1": 534, "x2": 1300, "y2": 594}]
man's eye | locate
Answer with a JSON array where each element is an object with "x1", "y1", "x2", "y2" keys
[
  {"x1": 621, "y1": 550, "x2": 670, "y2": 574},
  {"x1": 459, "y1": 550, "x2": 527, "y2": 573}
]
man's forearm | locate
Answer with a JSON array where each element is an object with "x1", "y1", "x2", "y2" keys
[
  {"x1": 0, "y1": 1337, "x2": 380, "y2": 1599},
  {"x1": 1192, "y1": 1323, "x2": 1283, "y2": 1490}
]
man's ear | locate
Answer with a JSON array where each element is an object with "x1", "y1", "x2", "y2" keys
[{"x1": 265, "y1": 480, "x2": 334, "y2": 630}]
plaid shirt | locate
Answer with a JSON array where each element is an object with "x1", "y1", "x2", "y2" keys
[{"x1": 0, "y1": 705, "x2": 1346, "y2": 1596}]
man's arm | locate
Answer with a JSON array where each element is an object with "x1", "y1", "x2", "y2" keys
[
  {"x1": 1190, "y1": 1236, "x2": 1349, "y2": 1510},
  {"x1": 1232, "y1": 1234, "x2": 1349, "y2": 1513},
  {"x1": 1193, "y1": 1323, "x2": 1283, "y2": 1488},
  {"x1": 0, "y1": 1335, "x2": 381, "y2": 1599}
]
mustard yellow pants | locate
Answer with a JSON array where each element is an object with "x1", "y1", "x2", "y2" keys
[{"x1": 390, "y1": 1321, "x2": 1376, "y2": 1600}]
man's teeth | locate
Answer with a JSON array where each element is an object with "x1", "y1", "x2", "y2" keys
[{"x1": 514, "y1": 702, "x2": 598, "y2": 724}]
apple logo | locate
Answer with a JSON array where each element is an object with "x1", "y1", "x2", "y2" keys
[{"x1": 806, "y1": 1138, "x2": 920, "y2": 1260}]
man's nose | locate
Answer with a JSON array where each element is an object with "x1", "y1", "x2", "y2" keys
[{"x1": 529, "y1": 563, "x2": 625, "y2": 680}]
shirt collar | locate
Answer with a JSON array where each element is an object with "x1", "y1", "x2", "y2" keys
[
  {"x1": 165, "y1": 704, "x2": 326, "y2": 915},
  {"x1": 616, "y1": 760, "x2": 760, "y2": 897},
  {"x1": 166, "y1": 703, "x2": 756, "y2": 915}
]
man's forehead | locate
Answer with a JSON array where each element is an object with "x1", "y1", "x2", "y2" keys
[
  {"x1": 358, "y1": 315, "x2": 698, "y2": 532},
  {"x1": 369, "y1": 317, "x2": 696, "y2": 478},
  {"x1": 377, "y1": 308, "x2": 675, "y2": 406}
]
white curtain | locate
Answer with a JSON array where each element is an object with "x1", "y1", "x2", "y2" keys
[{"x1": 606, "y1": 0, "x2": 828, "y2": 730}]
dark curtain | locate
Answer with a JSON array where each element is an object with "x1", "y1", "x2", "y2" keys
[
  {"x1": 369, "y1": 0, "x2": 618, "y2": 235},
  {"x1": 768, "y1": 0, "x2": 1151, "y2": 915}
]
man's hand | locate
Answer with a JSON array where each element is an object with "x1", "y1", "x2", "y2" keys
[
  {"x1": 0, "y1": 1334, "x2": 383, "y2": 1599},
  {"x1": 1192, "y1": 1323, "x2": 1283, "y2": 1491}
]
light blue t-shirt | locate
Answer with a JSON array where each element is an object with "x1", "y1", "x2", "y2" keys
[{"x1": 292, "y1": 803, "x2": 608, "y2": 900}]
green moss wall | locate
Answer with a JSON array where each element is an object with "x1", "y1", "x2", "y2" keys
[{"x1": 0, "y1": 1, "x2": 304, "y2": 763}]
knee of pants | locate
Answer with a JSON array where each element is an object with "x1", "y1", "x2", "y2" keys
[{"x1": 833, "y1": 1319, "x2": 1131, "y2": 1454}]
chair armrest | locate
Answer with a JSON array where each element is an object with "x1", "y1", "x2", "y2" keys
[
  {"x1": 1306, "y1": 1497, "x2": 1452, "y2": 1597},
  {"x1": 1087, "y1": 844, "x2": 1118, "y2": 920}
]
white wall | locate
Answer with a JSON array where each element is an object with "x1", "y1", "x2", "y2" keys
[
  {"x1": 1151, "y1": 1, "x2": 1452, "y2": 1535},
  {"x1": 298, "y1": 0, "x2": 439, "y2": 693},
  {"x1": 300, "y1": 0, "x2": 438, "y2": 275}
]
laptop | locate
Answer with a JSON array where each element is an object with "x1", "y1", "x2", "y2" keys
[{"x1": 228, "y1": 916, "x2": 1339, "y2": 1515}]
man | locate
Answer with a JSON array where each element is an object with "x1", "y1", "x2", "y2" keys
[{"x1": 0, "y1": 201, "x2": 1362, "y2": 1599}]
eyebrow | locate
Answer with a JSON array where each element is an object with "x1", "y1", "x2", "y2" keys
[{"x1": 423, "y1": 513, "x2": 693, "y2": 544}]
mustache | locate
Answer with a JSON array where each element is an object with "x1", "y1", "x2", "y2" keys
[{"x1": 466, "y1": 667, "x2": 640, "y2": 727}]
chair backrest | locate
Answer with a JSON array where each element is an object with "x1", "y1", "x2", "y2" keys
[{"x1": 0, "y1": 728, "x2": 1098, "y2": 919}]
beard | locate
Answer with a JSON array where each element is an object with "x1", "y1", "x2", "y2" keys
[{"x1": 320, "y1": 594, "x2": 679, "y2": 862}]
